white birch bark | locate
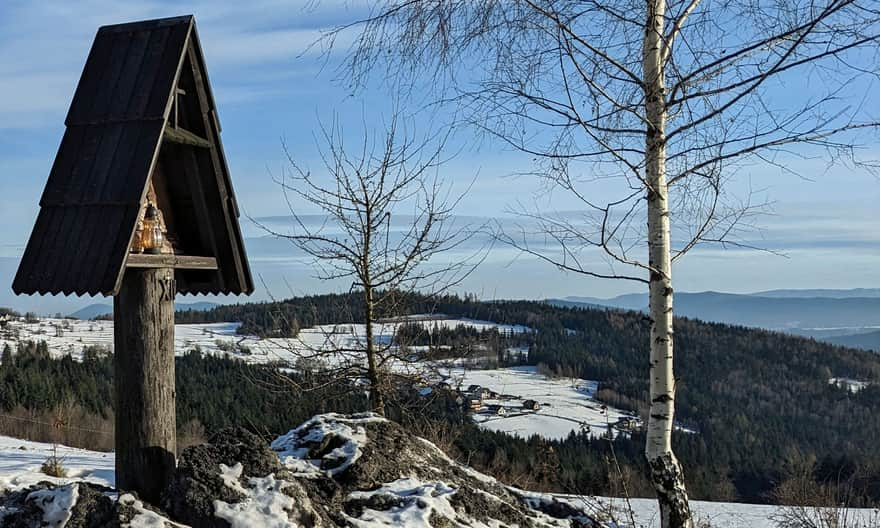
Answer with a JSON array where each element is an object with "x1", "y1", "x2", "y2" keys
[{"x1": 643, "y1": 1, "x2": 694, "y2": 527}]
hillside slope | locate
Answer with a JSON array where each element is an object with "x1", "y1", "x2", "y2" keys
[
  {"x1": 825, "y1": 329, "x2": 880, "y2": 352},
  {"x1": 178, "y1": 292, "x2": 880, "y2": 501},
  {"x1": 68, "y1": 302, "x2": 219, "y2": 320},
  {"x1": 4, "y1": 293, "x2": 880, "y2": 503}
]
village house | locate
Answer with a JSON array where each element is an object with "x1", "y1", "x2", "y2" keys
[
  {"x1": 467, "y1": 385, "x2": 492, "y2": 400},
  {"x1": 616, "y1": 417, "x2": 640, "y2": 431},
  {"x1": 486, "y1": 404, "x2": 507, "y2": 416},
  {"x1": 829, "y1": 377, "x2": 869, "y2": 394},
  {"x1": 522, "y1": 399, "x2": 541, "y2": 411}
]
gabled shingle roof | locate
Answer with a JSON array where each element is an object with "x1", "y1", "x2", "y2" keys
[{"x1": 13, "y1": 15, "x2": 253, "y2": 297}]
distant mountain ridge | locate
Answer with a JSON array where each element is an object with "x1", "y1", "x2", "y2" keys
[
  {"x1": 552, "y1": 289, "x2": 880, "y2": 351},
  {"x1": 68, "y1": 302, "x2": 219, "y2": 320},
  {"x1": 825, "y1": 329, "x2": 880, "y2": 352},
  {"x1": 752, "y1": 288, "x2": 880, "y2": 298}
]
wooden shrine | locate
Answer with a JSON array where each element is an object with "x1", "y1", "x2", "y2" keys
[{"x1": 12, "y1": 15, "x2": 253, "y2": 502}]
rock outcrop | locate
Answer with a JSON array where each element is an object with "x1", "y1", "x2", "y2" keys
[
  {"x1": 0, "y1": 413, "x2": 598, "y2": 527},
  {"x1": 0, "y1": 481, "x2": 180, "y2": 527}
]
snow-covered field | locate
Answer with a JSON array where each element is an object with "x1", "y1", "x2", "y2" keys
[
  {"x1": 0, "y1": 435, "x2": 114, "y2": 491},
  {"x1": 443, "y1": 366, "x2": 636, "y2": 440},
  {"x1": 555, "y1": 494, "x2": 880, "y2": 528},
  {"x1": 0, "y1": 316, "x2": 527, "y2": 365},
  {"x1": 3, "y1": 435, "x2": 876, "y2": 528},
  {"x1": 2, "y1": 317, "x2": 632, "y2": 441}
]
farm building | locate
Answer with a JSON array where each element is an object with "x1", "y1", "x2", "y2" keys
[
  {"x1": 522, "y1": 399, "x2": 541, "y2": 411},
  {"x1": 486, "y1": 404, "x2": 507, "y2": 416},
  {"x1": 616, "y1": 417, "x2": 640, "y2": 431},
  {"x1": 467, "y1": 385, "x2": 491, "y2": 400}
]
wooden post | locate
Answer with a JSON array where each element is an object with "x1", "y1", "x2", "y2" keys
[{"x1": 113, "y1": 267, "x2": 177, "y2": 503}]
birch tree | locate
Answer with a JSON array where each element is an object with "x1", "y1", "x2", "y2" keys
[
  {"x1": 325, "y1": 1, "x2": 880, "y2": 526},
  {"x1": 259, "y1": 117, "x2": 479, "y2": 416}
]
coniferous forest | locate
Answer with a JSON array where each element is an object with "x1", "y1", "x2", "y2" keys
[{"x1": 4, "y1": 293, "x2": 880, "y2": 505}]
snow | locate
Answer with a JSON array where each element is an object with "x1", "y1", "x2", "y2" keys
[
  {"x1": 1, "y1": 316, "x2": 638, "y2": 442},
  {"x1": 0, "y1": 435, "x2": 114, "y2": 491},
  {"x1": 555, "y1": 495, "x2": 880, "y2": 528},
  {"x1": 4, "y1": 314, "x2": 879, "y2": 527},
  {"x1": 450, "y1": 366, "x2": 636, "y2": 440},
  {"x1": 120, "y1": 493, "x2": 186, "y2": 528},
  {"x1": 343, "y1": 478, "x2": 572, "y2": 528},
  {"x1": 213, "y1": 463, "x2": 297, "y2": 528},
  {"x1": 26, "y1": 484, "x2": 78, "y2": 527},
  {"x1": 218, "y1": 463, "x2": 247, "y2": 493},
  {"x1": 0, "y1": 316, "x2": 527, "y2": 367},
  {"x1": 343, "y1": 478, "x2": 458, "y2": 528},
  {"x1": 1, "y1": 433, "x2": 878, "y2": 528},
  {"x1": 271, "y1": 413, "x2": 387, "y2": 477}
]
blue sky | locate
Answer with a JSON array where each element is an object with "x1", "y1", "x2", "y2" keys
[{"x1": 1, "y1": 0, "x2": 878, "y2": 314}]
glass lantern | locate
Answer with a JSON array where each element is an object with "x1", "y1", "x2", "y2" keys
[{"x1": 141, "y1": 203, "x2": 165, "y2": 255}]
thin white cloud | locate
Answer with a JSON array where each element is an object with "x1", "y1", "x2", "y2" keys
[{"x1": 0, "y1": 0, "x2": 362, "y2": 127}]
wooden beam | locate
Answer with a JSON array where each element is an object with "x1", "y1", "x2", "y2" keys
[
  {"x1": 163, "y1": 126, "x2": 212, "y2": 148},
  {"x1": 126, "y1": 253, "x2": 217, "y2": 269},
  {"x1": 114, "y1": 268, "x2": 176, "y2": 504}
]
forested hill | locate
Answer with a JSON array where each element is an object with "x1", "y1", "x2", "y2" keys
[{"x1": 177, "y1": 292, "x2": 880, "y2": 501}]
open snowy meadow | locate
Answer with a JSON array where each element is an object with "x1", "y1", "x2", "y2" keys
[{"x1": 0, "y1": 316, "x2": 634, "y2": 440}]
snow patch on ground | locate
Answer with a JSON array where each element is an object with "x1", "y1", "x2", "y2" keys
[
  {"x1": 531, "y1": 493, "x2": 880, "y2": 528},
  {"x1": 271, "y1": 413, "x2": 386, "y2": 477},
  {"x1": 213, "y1": 463, "x2": 297, "y2": 528},
  {"x1": 344, "y1": 477, "x2": 572, "y2": 528},
  {"x1": 120, "y1": 493, "x2": 185, "y2": 528},
  {"x1": 27, "y1": 483, "x2": 78, "y2": 527},
  {"x1": 344, "y1": 477, "x2": 458, "y2": 528},
  {"x1": 0, "y1": 435, "x2": 114, "y2": 491},
  {"x1": 217, "y1": 463, "x2": 247, "y2": 494}
]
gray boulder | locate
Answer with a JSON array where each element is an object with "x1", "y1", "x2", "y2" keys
[{"x1": 162, "y1": 427, "x2": 327, "y2": 527}]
